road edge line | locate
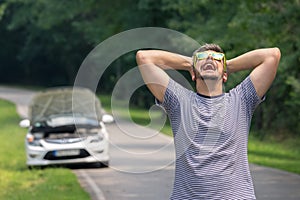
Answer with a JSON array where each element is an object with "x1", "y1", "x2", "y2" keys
[{"x1": 77, "y1": 169, "x2": 106, "y2": 200}]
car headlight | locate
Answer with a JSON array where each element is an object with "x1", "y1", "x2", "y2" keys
[
  {"x1": 26, "y1": 133, "x2": 42, "y2": 146},
  {"x1": 90, "y1": 133, "x2": 104, "y2": 143}
]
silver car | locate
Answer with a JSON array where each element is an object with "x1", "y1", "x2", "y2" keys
[{"x1": 19, "y1": 87, "x2": 113, "y2": 168}]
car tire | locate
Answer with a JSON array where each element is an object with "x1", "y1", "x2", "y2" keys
[
  {"x1": 27, "y1": 165, "x2": 45, "y2": 170},
  {"x1": 101, "y1": 161, "x2": 109, "y2": 168}
]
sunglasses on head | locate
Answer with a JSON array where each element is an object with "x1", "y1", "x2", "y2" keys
[{"x1": 194, "y1": 51, "x2": 227, "y2": 72}]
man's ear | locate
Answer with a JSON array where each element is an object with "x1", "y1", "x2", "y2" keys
[{"x1": 223, "y1": 72, "x2": 228, "y2": 83}]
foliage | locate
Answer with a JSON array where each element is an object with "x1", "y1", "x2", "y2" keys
[
  {"x1": 161, "y1": 0, "x2": 300, "y2": 135},
  {"x1": 0, "y1": 0, "x2": 299, "y2": 135}
]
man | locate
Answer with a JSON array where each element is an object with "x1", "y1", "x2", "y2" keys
[{"x1": 136, "y1": 44, "x2": 281, "y2": 199}]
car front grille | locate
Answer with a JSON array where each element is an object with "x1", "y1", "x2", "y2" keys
[
  {"x1": 45, "y1": 138, "x2": 83, "y2": 144},
  {"x1": 44, "y1": 149, "x2": 90, "y2": 160}
]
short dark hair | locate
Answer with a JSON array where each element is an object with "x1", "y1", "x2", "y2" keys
[
  {"x1": 192, "y1": 43, "x2": 224, "y2": 67},
  {"x1": 193, "y1": 43, "x2": 224, "y2": 55}
]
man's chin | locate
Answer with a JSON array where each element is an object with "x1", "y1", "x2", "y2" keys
[{"x1": 199, "y1": 75, "x2": 219, "y2": 81}]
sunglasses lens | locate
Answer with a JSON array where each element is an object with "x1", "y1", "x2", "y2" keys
[
  {"x1": 212, "y1": 53, "x2": 224, "y2": 60},
  {"x1": 196, "y1": 52, "x2": 208, "y2": 60},
  {"x1": 194, "y1": 52, "x2": 225, "y2": 67}
]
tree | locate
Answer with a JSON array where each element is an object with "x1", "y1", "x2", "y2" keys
[
  {"x1": 162, "y1": 0, "x2": 300, "y2": 135},
  {"x1": 0, "y1": 0, "x2": 298, "y2": 135}
]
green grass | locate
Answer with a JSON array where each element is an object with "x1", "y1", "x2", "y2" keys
[
  {"x1": 248, "y1": 134, "x2": 300, "y2": 174},
  {"x1": 99, "y1": 95, "x2": 112, "y2": 113},
  {"x1": 99, "y1": 94, "x2": 300, "y2": 174},
  {"x1": 0, "y1": 100, "x2": 90, "y2": 200},
  {"x1": 99, "y1": 94, "x2": 173, "y2": 136}
]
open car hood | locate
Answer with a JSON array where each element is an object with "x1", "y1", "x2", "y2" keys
[{"x1": 29, "y1": 87, "x2": 103, "y2": 124}]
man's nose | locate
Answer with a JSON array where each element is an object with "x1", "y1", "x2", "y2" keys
[{"x1": 207, "y1": 54, "x2": 213, "y2": 60}]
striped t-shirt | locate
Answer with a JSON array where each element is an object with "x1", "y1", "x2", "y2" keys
[{"x1": 159, "y1": 76, "x2": 263, "y2": 200}]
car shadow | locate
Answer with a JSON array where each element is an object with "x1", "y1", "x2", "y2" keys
[{"x1": 28, "y1": 162, "x2": 109, "y2": 170}]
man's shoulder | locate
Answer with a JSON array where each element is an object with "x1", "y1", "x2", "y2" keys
[
  {"x1": 227, "y1": 75, "x2": 264, "y2": 111},
  {"x1": 227, "y1": 76, "x2": 252, "y2": 94},
  {"x1": 166, "y1": 79, "x2": 195, "y2": 96}
]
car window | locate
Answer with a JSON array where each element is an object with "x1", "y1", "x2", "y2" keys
[
  {"x1": 30, "y1": 87, "x2": 103, "y2": 123},
  {"x1": 47, "y1": 116, "x2": 99, "y2": 127}
]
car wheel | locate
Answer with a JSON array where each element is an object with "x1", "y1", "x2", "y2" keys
[
  {"x1": 27, "y1": 165, "x2": 45, "y2": 170},
  {"x1": 101, "y1": 161, "x2": 109, "y2": 167},
  {"x1": 93, "y1": 161, "x2": 109, "y2": 168}
]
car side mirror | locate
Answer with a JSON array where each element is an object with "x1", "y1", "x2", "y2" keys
[
  {"x1": 102, "y1": 114, "x2": 114, "y2": 124},
  {"x1": 19, "y1": 119, "x2": 30, "y2": 128}
]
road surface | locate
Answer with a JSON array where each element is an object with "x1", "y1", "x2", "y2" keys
[{"x1": 0, "y1": 85, "x2": 299, "y2": 200}]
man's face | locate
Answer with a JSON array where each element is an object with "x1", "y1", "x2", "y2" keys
[{"x1": 194, "y1": 51, "x2": 226, "y2": 82}]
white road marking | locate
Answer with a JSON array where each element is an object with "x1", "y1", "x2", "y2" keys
[{"x1": 77, "y1": 169, "x2": 106, "y2": 200}]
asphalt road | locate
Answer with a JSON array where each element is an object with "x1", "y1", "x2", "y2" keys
[
  {"x1": 75, "y1": 122, "x2": 176, "y2": 200},
  {"x1": 0, "y1": 86, "x2": 300, "y2": 200},
  {"x1": 75, "y1": 123, "x2": 300, "y2": 200}
]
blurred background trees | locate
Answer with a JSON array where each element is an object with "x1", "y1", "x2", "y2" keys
[{"x1": 0, "y1": 0, "x2": 299, "y2": 135}]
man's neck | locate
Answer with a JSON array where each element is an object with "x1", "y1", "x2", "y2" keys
[{"x1": 196, "y1": 79, "x2": 224, "y2": 97}]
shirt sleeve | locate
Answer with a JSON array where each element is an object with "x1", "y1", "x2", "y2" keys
[
  {"x1": 155, "y1": 78, "x2": 188, "y2": 115},
  {"x1": 234, "y1": 75, "x2": 265, "y2": 117}
]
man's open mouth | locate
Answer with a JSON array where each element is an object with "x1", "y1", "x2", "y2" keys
[{"x1": 201, "y1": 62, "x2": 216, "y2": 71}]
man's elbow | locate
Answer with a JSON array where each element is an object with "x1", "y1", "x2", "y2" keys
[
  {"x1": 136, "y1": 50, "x2": 151, "y2": 65},
  {"x1": 266, "y1": 47, "x2": 281, "y2": 71},
  {"x1": 272, "y1": 47, "x2": 281, "y2": 65}
]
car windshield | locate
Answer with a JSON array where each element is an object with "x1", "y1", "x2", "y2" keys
[
  {"x1": 29, "y1": 87, "x2": 103, "y2": 124},
  {"x1": 46, "y1": 115, "x2": 99, "y2": 127}
]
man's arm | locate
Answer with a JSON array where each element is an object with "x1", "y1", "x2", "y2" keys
[
  {"x1": 136, "y1": 50, "x2": 193, "y2": 102},
  {"x1": 226, "y1": 48, "x2": 281, "y2": 98}
]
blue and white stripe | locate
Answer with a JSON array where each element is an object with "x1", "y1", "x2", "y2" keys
[{"x1": 159, "y1": 76, "x2": 263, "y2": 200}]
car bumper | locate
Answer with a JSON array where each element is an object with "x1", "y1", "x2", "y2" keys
[
  {"x1": 27, "y1": 155, "x2": 110, "y2": 166},
  {"x1": 26, "y1": 143, "x2": 109, "y2": 166}
]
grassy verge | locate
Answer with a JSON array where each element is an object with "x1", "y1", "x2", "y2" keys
[
  {"x1": 0, "y1": 100, "x2": 90, "y2": 200},
  {"x1": 99, "y1": 95, "x2": 173, "y2": 136},
  {"x1": 99, "y1": 94, "x2": 300, "y2": 175},
  {"x1": 248, "y1": 133, "x2": 300, "y2": 174}
]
